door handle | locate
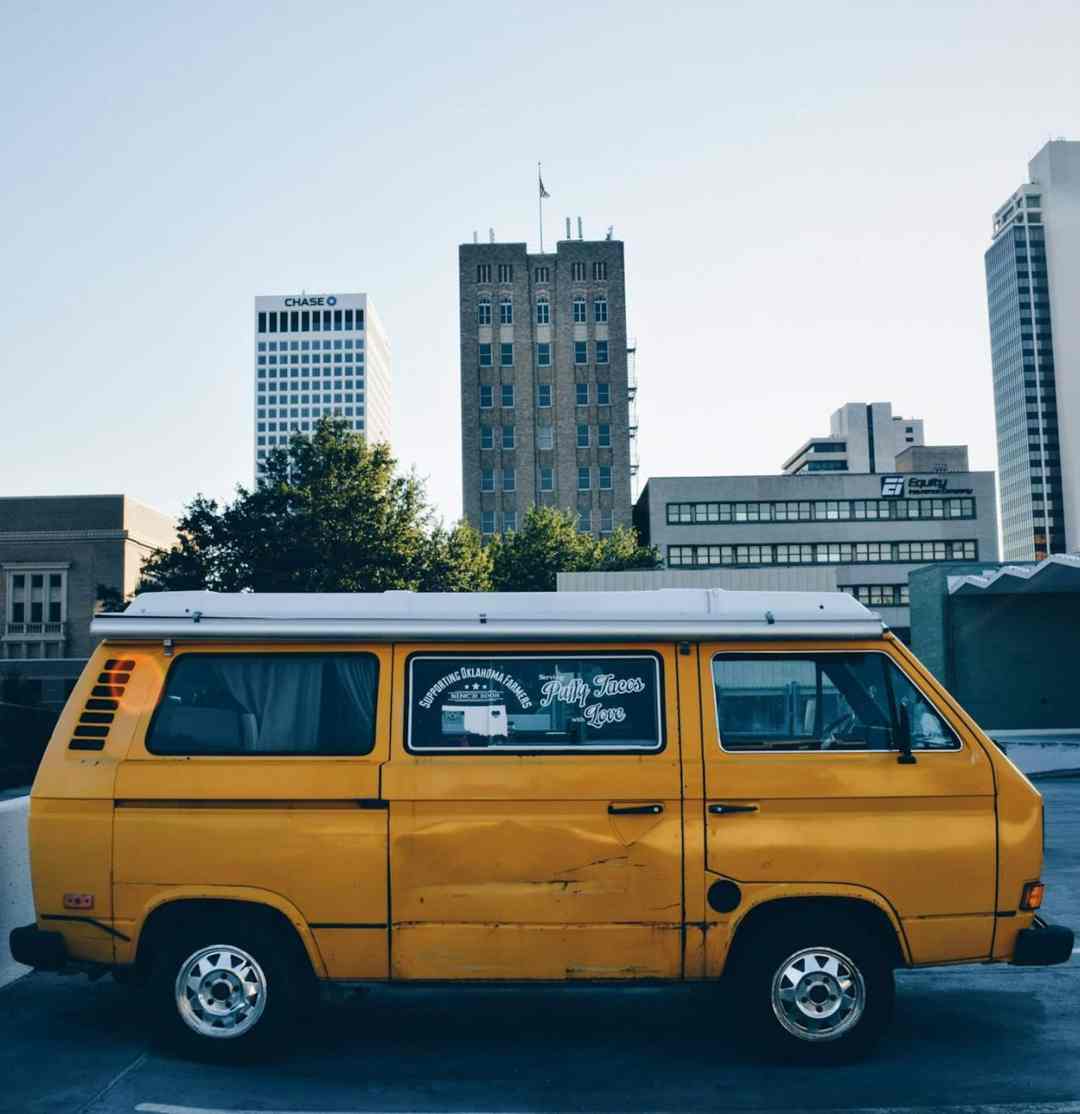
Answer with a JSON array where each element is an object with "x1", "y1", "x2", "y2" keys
[
  {"x1": 708, "y1": 803, "x2": 758, "y2": 816},
  {"x1": 608, "y1": 803, "x2": 664, "y2": 816}
]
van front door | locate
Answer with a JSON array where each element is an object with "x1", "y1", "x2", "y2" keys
[
  {"x1": 697, "y1": 640, "x2": 997, "y2": 971},
  {"x1": 382, "y1": 644, "x2": 684, "y2": 980}
]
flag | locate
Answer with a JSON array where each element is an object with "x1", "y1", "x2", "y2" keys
[{"x1": 539, "y1": 172, "x2": 550, "y2": 199}]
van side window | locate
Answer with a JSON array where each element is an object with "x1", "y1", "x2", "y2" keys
[
  {"x1": 147, "y1": 653, "x2": 378, "y2": 756},
  {"x1": 408, "y1": 654, "x2": 663, "y2": 753},
  {"x1": 712, "y1": 653, "x2": 959, "y2": 753}
]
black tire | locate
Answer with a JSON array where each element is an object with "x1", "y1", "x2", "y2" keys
[
  {"x1": 147, "y1": 909, "x2": 314, "y2": 1061},
  {"x1": 732, "y1": 911, "x2": 895, "y2": 1064}
]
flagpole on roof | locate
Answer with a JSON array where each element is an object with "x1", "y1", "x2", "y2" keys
[{"x1": 538, "y1": 162, "x2": 550, "y2": 254}]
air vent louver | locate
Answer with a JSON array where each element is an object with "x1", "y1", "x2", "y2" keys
[{"x1": 69, "y1": 659, "x2": 135, "y2": 751}]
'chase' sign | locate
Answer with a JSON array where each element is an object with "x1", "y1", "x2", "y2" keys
[
  {"x1": 881, "y1": 475, "x2": 974, "y2": 498},
  {"x1": 283, "y1": 295, "x2": 337, "y2": 307}
]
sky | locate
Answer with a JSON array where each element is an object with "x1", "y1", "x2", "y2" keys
[{"x1": 1, "y1": 0, "x2": 1078, "y2": 526}]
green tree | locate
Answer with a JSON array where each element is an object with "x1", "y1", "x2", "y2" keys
[
  {"x1": 138, "y1": 420, "x2": 493, "y2": 594},
  {"x1": 488, "y1": 506, "x2": 660, "y2": 592}
]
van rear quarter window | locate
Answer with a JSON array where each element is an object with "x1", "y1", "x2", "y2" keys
[
  {"x1": 408, "y1": 653, "x2": 663, "y2": 752},
  {"x1": 147, "y1": 652, "x2": 378, "y2": 755},
  {"x1": 712, "y1": 652, "x2": 960, "y2": 753}
]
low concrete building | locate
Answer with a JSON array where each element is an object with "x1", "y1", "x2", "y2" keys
[
  {"x1": 909, "y1": 554, "x2": 1080, "y2": 731},
  {"x1": 615, "y1": 470, "x2": 999, "y2": 642},
  {"x1": 0, "y1": 495, "x2": 176, "y2": 708}
]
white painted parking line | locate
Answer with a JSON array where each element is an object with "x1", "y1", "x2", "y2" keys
[{"x1": 131, "y1": 1101, "x2": 1080, "y2": 1114}]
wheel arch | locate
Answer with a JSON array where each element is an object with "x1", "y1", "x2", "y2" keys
[
  {"x1": 721, "y1": 892, "x2": 910, "y2": 976},
  {"x1": 132, "y1": 888, "x2": 327, "y2": 980}
]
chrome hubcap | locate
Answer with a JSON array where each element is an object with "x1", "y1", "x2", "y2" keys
[
  {"x1": 771, "y1": 946, "x2": 865, "y2": 1041},
  {"x1": 175, "y1": 944, "x2": 267, "y2": 1039}
]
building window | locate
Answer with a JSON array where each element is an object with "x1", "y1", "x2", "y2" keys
[
  {"x1": 537, "y1": 342, "x2": 551, "y2": 366},
  {"x1": 597, "y1": 382, "x2": 611, "y2": 405},
  {"x1": 477, "y1": 264, "x2": 492, "y2": 283},
  {"x1": 500, "y1": 343, "x2": 513, "y2": 367},
  {"x1": 502, "y1": 468, "x2": 516, "y2": 492},
  {"x1": 536, "y1": 297, "x2": 550, "y2": 325},
  {"x1": 479, "y1": 384, "x2": 493, "y2": 409},
  {"x1": 571, "y1": 262, "x2": 586, "y2": 281},
  {"x1": 501, "y1": 383, "x2": 515, "y2": 408},
  {"x1": 534, "y1": 266, "x2": 550, "y2": 283},
  {"x1": 502, "y1": 425, "x2": 515, "y2": 449},
  {"x1": 477, "y1": 298, "x2": 492, "y2": 325},
  {"x1": 600, "y1": 509, "x2": 614, "y2": 534},
  {"x1": 538, "y1": 383, "x2": 552, "y2": 407},
  {"x1": 4, "y1": 567, "x2": 68, "y2": 631},
  {"x1": 599, "y1": 465, "x2": 612, "y2": 489},
  {"x1": 573, "y1": 296, "x2": 587, "y2": 323},
  {"x1": 593, "y1": 261, "x2": 608, "y2": 280},
  {"x1": 481, "y1": 511, "x2": 495, "y2": 535},
  {"x1": 596, "y1": 340, "x2": 609, "y2": 364},
  {"x1": 537, "y1": 426, "x2": 554, "y2": 451},
  {"x1": 481, "y1": 468, "x2": 495, "y2": 492},
  {"x1": 578, "y1": 467, "x2": 591, "y2": 490},
  {"x1": 576, "y1": 424, "x2": 590, "y2": 448},
  {"x1": 576, "y1": 383, "x2": 589, "y2": 405},
  {"x1": 539, "y1": 466, "x2": 554, "y2": 491},
  {"x1": 574, "y1": 341, "x2": 588, "y2": 365},
  {"x1": 258, "y1": 312, "x2": 267, "y2": 333},
  {"x1": 598, "y1": 423, "x2": 611, "y2": 448},
  {"x1": 497, "y1": 263, "x2": 513, "y2": 282},
  {"x1": 594, "y1": 296, "x2": 608, "y2": 323},
  {"x1": 500, "y1": 298, "x2": 513, "y2": 325},
  {"x1": 480, "y1": 426, "x2": 494, "y2": 450},
  {"x1": 503, "y1": 510, "x2": 517, "y2": 532},
  {"x1": 479, "y1": 343, "x2": 492, "y2": 367}
]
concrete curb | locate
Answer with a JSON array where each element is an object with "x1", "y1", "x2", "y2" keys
[{"x1": 0, "y1": 795, "x2": 33, "y2": 987}]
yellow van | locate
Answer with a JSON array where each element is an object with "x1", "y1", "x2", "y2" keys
[{"x1": 9, "y1": 589, "x2": 1073, "y2": 1062}]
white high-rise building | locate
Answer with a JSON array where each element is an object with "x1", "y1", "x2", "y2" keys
[
  {"x1": 782, "y1": 403, "x2": 931, "y2": 475},
  {"x1": 986, "y1": 140, "x2": 1080, "y2": 559},
  {"x1": 253, "y1": 293, "x2": 391, "y2": 480}
]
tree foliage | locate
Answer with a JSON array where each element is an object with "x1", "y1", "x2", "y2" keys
[
  {"x1": 488, "y1": 506, "x2": 660, "y2": 592},
  {"x1": 138, "y1": 421, "x2": 658, "y2": 595}
]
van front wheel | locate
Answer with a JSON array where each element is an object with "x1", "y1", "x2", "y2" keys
[
  {"x1": 148, "y1": 911, "x2": 310, "y2": 1058},
  {"x1": 734, "y1": 913, "x2": 894, "y2": 1063}
]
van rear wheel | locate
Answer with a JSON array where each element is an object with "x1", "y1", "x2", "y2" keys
[
  {"x1": 733, "y1": 912, "x2": 894, "y2": 1064},
  {"x1": 148, "y1": 910, "x2": 312, "y2": 1059}
]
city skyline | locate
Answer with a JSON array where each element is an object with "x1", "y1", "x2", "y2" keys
[{"x1": 1, "y1": 3, "x2": 1079, "y2": 532}]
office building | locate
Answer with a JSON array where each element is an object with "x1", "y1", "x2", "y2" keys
[
  {"x1": 458, "y1": 236, "x2": 635, "y2": 537},
  {"x1": 0, "y1": 495, "x2": 176, "y2": 704},
  {"x1": 561, "y1": 466, "x2": 998, "y2": 642},
  {"x1": 985, "y1": 140, "x2": 1080, "y2": 560},
  {"x1": 783, "y1": 402, "x2": 926, "y2": 475},
  {"x1": 254, "y1": 293, "x2": 391, "y2": 481}
]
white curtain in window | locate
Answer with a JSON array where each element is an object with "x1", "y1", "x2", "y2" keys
[{"x1": 216, "y1": 658, "x2": 323, "y2": 752}]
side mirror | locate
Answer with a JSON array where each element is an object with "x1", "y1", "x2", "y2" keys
[{"x1": 897, "y1": 704, "x2": 918, "y2": 765}]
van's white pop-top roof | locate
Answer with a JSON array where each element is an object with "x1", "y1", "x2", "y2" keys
[{"x1": 92, "y1": 589, "x2": 884, "y2": 642}]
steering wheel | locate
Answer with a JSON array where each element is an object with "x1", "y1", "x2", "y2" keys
[{"x1": 820, "y1": 710, "x2": 859, "y2": 749}]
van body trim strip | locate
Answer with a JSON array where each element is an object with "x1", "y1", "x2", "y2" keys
[{"x1": 41, "y1": 914, "x2": 131, "y2": 941}]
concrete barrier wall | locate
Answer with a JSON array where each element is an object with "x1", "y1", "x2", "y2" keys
[{"x1": 0, "y1": 795, "x2": 33, "y2": 987}]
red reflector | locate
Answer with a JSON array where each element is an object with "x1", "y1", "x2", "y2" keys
[
  {"x1": 63, "y1": 893, "x2": 94, "y2": 910},
  {"x1": 1020, "y1": 881, "x2": 1045, "y2": 911}
]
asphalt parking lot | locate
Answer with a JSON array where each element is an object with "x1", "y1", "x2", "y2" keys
[{"x1": 3, "y1": 779, "x2": 1079, "y2": 1114}]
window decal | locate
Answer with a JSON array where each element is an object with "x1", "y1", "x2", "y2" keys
[{"x1": 408, "y1": 654, "x2": 662, "y2": 752}]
